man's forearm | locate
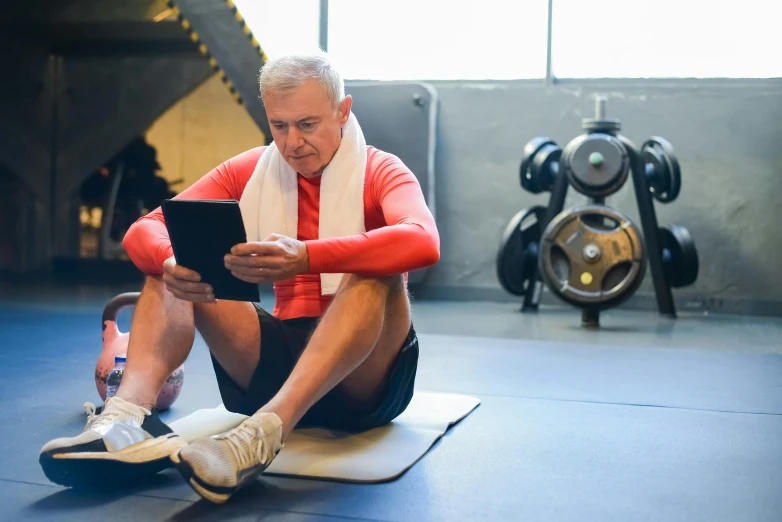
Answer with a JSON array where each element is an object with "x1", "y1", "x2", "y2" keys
[{"x1": 305, "y1": 223, "x2": 440, "y2": 277}]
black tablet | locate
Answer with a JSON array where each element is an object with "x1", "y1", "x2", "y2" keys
[{"x1": 161, "y1": 199, "x2": 260, "y2": 302}]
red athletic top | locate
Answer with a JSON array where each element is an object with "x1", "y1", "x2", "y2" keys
[{"x1": 122, "y1": 146, "x2": 440, "y2": 319}]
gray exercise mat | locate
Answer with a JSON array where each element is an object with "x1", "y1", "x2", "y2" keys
[
  {"x1": 169, "y1": 391, "x2": 480, "y2": 483},
  {"x1": 416, "y1": 333, "x2": 782, "y2": 414}
]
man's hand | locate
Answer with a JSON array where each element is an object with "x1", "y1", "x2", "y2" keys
[
  {"x1": 225, "y1": 233, "x2": 309, "y2": 284},
  {"x1": 162, "y1": 256, "x2": 215, "y2": 303}
]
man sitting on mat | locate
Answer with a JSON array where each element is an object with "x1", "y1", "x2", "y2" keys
[{"x1": 39, "y1": 51, "x2": 440, "y2": 504}]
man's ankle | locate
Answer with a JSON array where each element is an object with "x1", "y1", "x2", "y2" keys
[
  {"x1": 253, "y1": 409, "x2": 289, "y2": 440},
  {"x1": 113, "y1": 390, "x2": 156, "y2": 412}
]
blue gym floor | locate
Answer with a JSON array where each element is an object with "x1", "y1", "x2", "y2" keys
[{"x1": 2, "y1": 282, "x2": 781, "y2": 521}]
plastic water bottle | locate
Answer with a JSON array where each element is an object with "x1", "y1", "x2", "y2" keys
[{"x1": 105, "y1": 355, "x2": 126, "y2": 400}]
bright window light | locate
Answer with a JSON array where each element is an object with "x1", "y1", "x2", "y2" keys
[
  {"x1": 552, "y1": 0, "x2": 782, "y2": 78},
  {"x1": 233, "y1": 0, "x2": 320, "y2": 58},
  {"x1": 327, "y1": 0, "x2": 548, "y2": 80}
]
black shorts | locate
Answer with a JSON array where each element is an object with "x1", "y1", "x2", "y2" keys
[{"x1": 211, "y1": 304, "x2": 419, "y2": 433}]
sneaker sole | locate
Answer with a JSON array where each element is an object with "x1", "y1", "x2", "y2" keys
[
  {"x1": 170, "y1": 449, "x2": 234, "y2": 504},
  {"x1": 40, "y1": 434, "x2": 186, "y2": 488}
]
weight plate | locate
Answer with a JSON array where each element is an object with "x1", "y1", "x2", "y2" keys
[
  {"x1": 642, "y1": 136, "x2": 681, "y2": 203},
  {"x1": 520, "y1": 137, "x2": 557, "y2": 193},
  {"x1": 529, "y1": 144, "x2": 561, "y2": 193},
  {"x1": 562, "y1": 133, "x2": 629, "y2": 197},
  {"x1": 496, "y1": 206, "x2": 548, "y2": 296},
  {"x1": 660, "y1": 225, "x2": 698, "y2": 288},
  {"x1": 538, "y1": 205, "x2": 646, "y2": 310},
  {"x1": 582, "y1": 118, "x2": 621, "y2": 132}
]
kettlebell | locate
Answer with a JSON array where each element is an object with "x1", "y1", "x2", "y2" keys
[{"x1": 95, "y1": 292, "x2": 185, "y2": 411}]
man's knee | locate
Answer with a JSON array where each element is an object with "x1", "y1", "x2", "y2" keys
[
  {"x1": 339, "y1": 273, "x2": 406, "y2": 297},
  {"x1": 139, "y1": 275, "x2": 172, "y2": 304},
  {"x1": 141, "y1": 275, "x2": 190, "y2": 307},
  {"x1": 143, "y1": 274, "x2": 164, "y2": 290}
]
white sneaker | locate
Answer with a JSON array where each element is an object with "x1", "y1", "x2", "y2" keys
[
  {"x1": 39, "y1": 396, "x2": 185, "y2": 488},
  {"x1": 171, "y1": 412, "x2": 283, "y2": 503}
]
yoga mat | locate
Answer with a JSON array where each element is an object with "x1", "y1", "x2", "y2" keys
[{"x1": 169, "y1": 390, "x2": 480, "y2": 483}]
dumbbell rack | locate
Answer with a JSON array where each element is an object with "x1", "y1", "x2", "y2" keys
[{"x1": 521, "y1": 97, "x2": 677, "y2": 324}]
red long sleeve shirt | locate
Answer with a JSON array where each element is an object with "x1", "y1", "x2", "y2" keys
[{"x1": 122, "y1": 146, "x2": 440, "y2": 319}]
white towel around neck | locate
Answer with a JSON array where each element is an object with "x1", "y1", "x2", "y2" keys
[{"x1": 238, "y1": 112, "x2": 367, "y2": 295}]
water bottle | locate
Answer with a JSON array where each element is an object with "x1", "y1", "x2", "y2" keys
[{"x1": 105, "y1": 355, "x2": 126, "y2": 400}]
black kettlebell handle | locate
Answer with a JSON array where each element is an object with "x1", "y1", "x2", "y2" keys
[{"x1": 102, "y1": 292, "x2": 141, "y2": 328}]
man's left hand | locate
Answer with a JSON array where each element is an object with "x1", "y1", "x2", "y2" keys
[{"x1": 225, "y1": 234, "x2": 309, "y2": 284}]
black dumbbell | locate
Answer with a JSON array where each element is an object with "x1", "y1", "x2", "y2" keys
[{"x1": 520, "y1": 137, "x2": 561, "y2": 194}]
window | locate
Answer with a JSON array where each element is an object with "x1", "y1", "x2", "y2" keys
[
  {"x1": 234, "y1": 0, "x2": 320, "y2": 58},
  {"x1": 327, "y1": 0, "x2": 548, "y2": 80},
  {"x1": 552, "y1": 0, "x2": 782, "y2": 78},
  {"x1": 236, "y1": 0, "x2": 781, "y2": 80}
]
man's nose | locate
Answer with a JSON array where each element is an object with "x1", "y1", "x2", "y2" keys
[{"x1": 287, "y1": 127, "x2": 304, "y2": 150}]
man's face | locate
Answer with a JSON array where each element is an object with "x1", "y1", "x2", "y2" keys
[{"x1": 264, "y1": 79, "x2": 352, "y2": 178}]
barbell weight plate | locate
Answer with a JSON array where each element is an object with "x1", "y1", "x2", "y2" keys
[
  {"x1": 530, "y1": 144, "x2": 561, "y2": 193},
  {"x1": 642, "y1": 136, "x2": 681, "y2": 203},
  {"x1": 644, "y1": 145, "x2": 667, "y2": 194},
  {"x1": 520, "y1": 137, "x2": 557, "y2": 193},
  {"x1": 562, "y1": 133, "x2": 629, "y2": 198},
  {"x1": 496, "y1": 206, "x2": 548, "y2": 296},
  {"x1": 581, "y1": 118, "x2": 621, "y2": 133},
  {"x1": 538, "y1": 205, "x2": 646, "y2": 310},
  {"x1": 660, "y1": 225, "x2": 698, "y2": 288}
]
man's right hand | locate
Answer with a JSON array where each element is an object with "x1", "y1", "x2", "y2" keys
[{"x1": 162, "y1": 256, "x2": 215, "y2": 303}]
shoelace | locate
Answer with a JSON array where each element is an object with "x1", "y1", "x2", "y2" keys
[
  {"x1": 83, "y1": 402, "x2": 98, "y2": 427},
  {"x1": 82, "y1": 402, "x2": 116, "y2": 430},
  {"x1": 221, "y1": 419, "x2": 269, "y2": 469},
  {"x1": 82, "y1": 401, "x2": 137, "y2": 431}
]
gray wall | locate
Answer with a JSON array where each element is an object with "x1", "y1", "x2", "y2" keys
[{"x1": 419, "y1": 79, "x2": 782, "y2": 315}]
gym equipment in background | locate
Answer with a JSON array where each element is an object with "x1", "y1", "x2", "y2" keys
[
  {"x1": 80, "y1": 137, "x2": 183, "y2": 261},
  {"x1": 499, "y1": 96, "x2": 698, "y2": 326},
  {"x1": 96, "y1": 293, "x2": 184, "y2": 410},
  {"x1": 538, "y1": 206, "x2": 646, "y2": 325},
  {"x1": 659, "y1": 225, "x2": 698, "y2": 288},
  {"x1": 561, "y1": 132, "x2": 630, "y2": 198},
  {"x1": 496, "y1": 206, "x2": 547, "y2": 296},
  {"x1": 642, "y1": 137, "x2": 681, "y2": 203},
  {"x1": 519, "y1": 138, "x2": 561, "y2": 194}
]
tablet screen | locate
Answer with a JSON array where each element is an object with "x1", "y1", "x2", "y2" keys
[{"x1": 161, "y1": 199, "x2": 260, "y2": 302}]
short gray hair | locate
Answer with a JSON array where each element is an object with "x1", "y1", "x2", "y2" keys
[{"x1": 259, "y1": 51, "x2": 345, "y2": 109}]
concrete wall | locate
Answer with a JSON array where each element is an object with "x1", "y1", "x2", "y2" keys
[
  {"x1": 145, "y1": 74, "x2": 265, "y2": 189},
  {"x1": 424, "y1": 79, "x2": 782, "y2": 315}
]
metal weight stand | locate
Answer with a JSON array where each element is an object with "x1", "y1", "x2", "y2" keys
[{"x1": 521, "y1": 97, "x2": 677, "y2": 323}]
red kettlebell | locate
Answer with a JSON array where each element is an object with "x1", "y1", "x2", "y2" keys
[{"x1": 95, "y1": 292, "x2": 185, "y2": 411}]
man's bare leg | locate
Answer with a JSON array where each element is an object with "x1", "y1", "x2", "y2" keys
[
  {"x1": 116, "y1": 276, "x2": 260, "y2": 410},
  {"x1": 38, "y1": 275, "x2": 262, "y2": 488},
  {"x1": 172, "y1": 273, "x2": 411, "y2": 503},
  {"x1": 118, "y1": 272, "x2": 408, "y2": 430},
  {"x1": 260, "y1": 273, "x2": 411, "y2": 440}
]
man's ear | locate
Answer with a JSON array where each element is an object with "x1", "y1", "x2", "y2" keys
[{"x1": 337, "y1": 95, "x2": 353, "y2": 126}]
